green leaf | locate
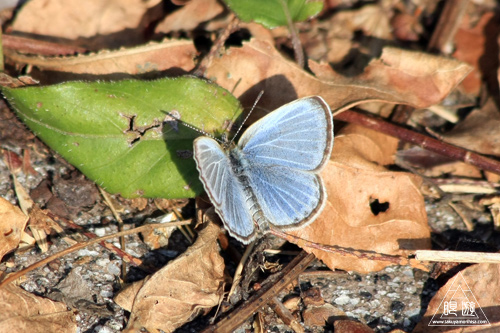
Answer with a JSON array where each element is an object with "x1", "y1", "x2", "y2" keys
[
  {"x1": 223, "y1": 0, "x2": 323, "y2": 29},
  {"x1": 3, "y1": 77, "x2": 242, "y2": 198}
]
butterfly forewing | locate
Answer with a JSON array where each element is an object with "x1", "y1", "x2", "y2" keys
[
  {"x1": 238, "y1": 97, "x2": 333, "y2": 171},
  {"x1": 193, "y1": 137, "x2": 256, "y2": 243}
]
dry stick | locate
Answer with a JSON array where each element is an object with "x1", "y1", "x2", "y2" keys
[
  {"x1": 279, "y1": 0, "x2": 304, "y2": 68},
  {"x1": 269, "y1": 229, "x2": 428, "y2": 271},
  {"x1": 2, "y1": 34, "x2": 87, "y2": 56},
  {"x1": 0, "y1": 220, "x2": 191, "y2": 288},
  {"x1": 99, "y1": 187, "x2": 128, "y2": 277},
  {"x1": 269, "y1": 296, "x2": 305, "y2": 333},
  {"x1": 202, "y1": 251, "x2": 315, "y2": 333},
  {"x1": 448, "y1": 202, "x2": 474, "y2": 231},
  {"x1": 169, "y1": 202, "x2": 195, "y2": 243},
  {"x1": 48, "y1": 212, "x2": 144, "y2": 267},
  {"x1": 227, "y1": 240, "x2": 255, "y2": 300},
  {"x1": 427, "y1": 0, "x2": 470, "y2": 54},
  {"x1": 193, "y1": 15, "x2": 240, "y2": 77},
  {"x1": 416, "y1": 250, "x2": 500, "y2": 264},
  {"x1": 337, "y1": 109, "x2": 500, "y2": 176}
]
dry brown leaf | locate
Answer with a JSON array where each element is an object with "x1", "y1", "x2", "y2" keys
[
  {"x1": 485, "y1": 170, "x2": 500, "y2": 184},
  {"x1": 338, "y1": 124, "x2": 399, "y2": 165},
  {"x1": 302, "y1": 303, "x2": 342, "y2": 327},
  {"x1": 114, "y1": 279, "x2": 145, "y2": 312},
  {"x1": 155, "y1": 0, "x2": 224, "y2": 34},
  {"x1": 453, "y1": 12, "x2": 496, "y2": 95},
  {"x1": 414, "y1": 263, "x2": 500, "y2": 332},
  {"x1": 423, "y1": 162, "x2": 482, "y2": 179},
  {"x1": 121, "y1": 221, "x2": 224, "y2": 333},
  {"x1": 11, "y1": 0, "x2": 162, "y2": 48},
  {"x1": 438, "y1": 98, "x2": 500, "y2": 156},
  {"x1": 391, "y1": 11, "x2": 422, "y2": 41},
  {"x1": 289, "y1": 125, "x2": 431, "y2": 273},
  {"x1": 334, "y1": 320, "x2": 375, "y2": 333},
  {"x1": 0, "y1": 283, "x2": 76, "y2": 333},
  {"x1": 12, "y1": 175, "x2": 76, "y2": 251},
  {"x1": 0, "y1": 197, "x2": 28, "y2": 262},
  {"x1": 330, "y1": 4, "x2": 393, "y2": 40},
  {"x1": 310, "y1": 47, "x2": 471, "y2": 112},
  {"x1": 6, "y1": 39, "x2": 197, "y2": 79},
  {"x1": 141, "y1": 212, "x2": 178, "y2": 249},
  {"x1": 206, "y1": 39, "x2": 471, "y2": 113}
]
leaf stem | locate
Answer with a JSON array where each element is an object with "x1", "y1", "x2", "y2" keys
[{"x1": 279, "y1": 0, "x2": 305, "y2": 68}]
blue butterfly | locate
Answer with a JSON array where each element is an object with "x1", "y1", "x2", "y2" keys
[{"x1": 193, "y1": 96, "x2": 334, "y2": 244}]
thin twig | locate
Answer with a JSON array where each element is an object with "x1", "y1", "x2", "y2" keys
[
  {"x1": 99, "y1": 187, "x2": 127, "y2": 277},
  {"x1": 268, "y1": 229, "x2": 429, "y2": 271},
  {"x1": 227, "y1": 240, "x2": 255, "y2": 300},
  {"x1": 448, "y1": 202, "x2": 474, "y2": 231},
  {"x1": 2, "y1": 34, "x2": 87, "y2": 56},
  {"x1": 415, "y1": 250, "x2": 500, "y2": 263},
  {"x1": 194, "y1": 15, "x2": 240, "y2": 77},
  {"x1": 337, "y1": 109, "x2": 500, "y2": 176},
  {"x1": 202, "y1": 251, "x2": 315, "y2": 333},
  {"x1": 0, "y1": 220, "x2": 191, "y2": 288},
  {"x1": 427, "y1": 0, "x2": 470, "y2": 54},
  {"x1": 269, "y1": 297, "x2": 304, "y2": 333},
  {"x1": 48, "y1": 212, "x2": 144, "y2": 267},
  {"x1": 279, "y1": 0, "x2": 304, "y2": 68}
]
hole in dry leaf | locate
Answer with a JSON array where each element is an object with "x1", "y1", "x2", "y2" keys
[
  {"x1": 225, "y1": 29, "x2": 251, "y2": 47},
  {"x1": 193, "y1": 34, "x2": 212, "y2": 54},
  {"x1": 369, "y1": 198, "x2": 389, "y2": 216}
]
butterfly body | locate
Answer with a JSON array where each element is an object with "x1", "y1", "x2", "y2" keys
[
  {"x1": 227, "y1": 147, "x2": 270, "y2": 233},
  {"x1": 194, "y1": 96, "x2": 333, "y2": 244}
]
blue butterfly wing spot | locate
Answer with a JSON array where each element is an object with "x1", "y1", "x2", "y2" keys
[
  {"x1": 245, "y1": 163, "x2": 325, "y2": 228},
  {"x1": 193, "y1": 137, "x2": 256, "y2": 243},
  {"x1": 238, "y1": 96, "x2": 333, "y2": 171}
]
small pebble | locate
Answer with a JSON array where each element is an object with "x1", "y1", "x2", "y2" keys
[
  {"x1": 335, "y1": 295, "x2": 350, "y2": 306},
  {"x1": 107, "y1": 262, "x2": 121, "y2": 276},
  {"x1": 94, "y1": 228, "x2": 107, "y2": 237}
]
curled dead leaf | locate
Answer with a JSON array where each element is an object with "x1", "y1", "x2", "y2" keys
[
  {"x1": 436, "y1": 98, "x2": 500, "y2": 156},
  {"x1": 330, "y1": 4, "x2": 392, "y2": 40},
  {"x1": 5, "y1": 39, "x2": 197, "y2": 79},
  {"x1": 206, "y1": 39, "x2": 471, "y2": 113},
  {"x1": 0, "y1": 197, "x2": 28, "y2": 262},
  {"x1": 155, "y1": 0, "x2": 224, "y2": 34},
  {"x1": 121, "y1": 221, "x2": 224, "y2": 333}
]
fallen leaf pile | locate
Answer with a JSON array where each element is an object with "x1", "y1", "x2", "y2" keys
[
  {"x1": 116, "y1": 222, "x2": 224, "y2": 332},
  {"x1": 0, "y1": 0, "x2": 500, "y2": 332}
]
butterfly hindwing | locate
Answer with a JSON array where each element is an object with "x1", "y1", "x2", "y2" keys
[
  {"x1": 193, "y1": 137, "x2": 256, "y2": 243},
  {"x1": 246, "y1": 163, "x2": 326, "y2": 228},
  {"x1": 238, "y1": 96, "x2": 333, "y2": 172}
]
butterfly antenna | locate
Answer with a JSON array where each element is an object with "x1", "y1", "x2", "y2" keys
[
  {"x1": 165, "y1": 112, "x2": 224, "y2": 144},
  {"x1": 230, "y1": 91, "x2": 264, "y2": 145}
]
